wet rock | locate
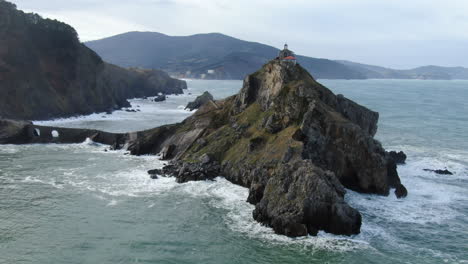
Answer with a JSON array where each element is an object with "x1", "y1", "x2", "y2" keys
[
  {"x1": 175, "y1": 161, "x2": 221, "y2": 183},
  {"x1": 387, "y1": 151, "x2": 407, "y2": 164},
  {"x1": 423, "y1": 169, "x2": 453, "y2": 175},
  {"x1": 253, "y1": 161, "x2": 361, "y2": 237},
  {"x1": 395, "y1": 184, "x2": 408, "y2": 198},
  {"x1": 247, "y1": 183, "x2": 265, "y2": 205},
  {"x1": 148, "y1": 169, "x2": 159, "y2": 179},
  {"x1": 153, "y1": 95, "x2": 166, "y2": 102},
  {"x1": 185, "y1": 91, "x2": 214, "y2": 111}
]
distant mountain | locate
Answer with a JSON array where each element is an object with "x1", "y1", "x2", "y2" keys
[
  {"x1": 87, "y1": 31, "x2": 468, "y2": 81},
  {"x1": 336, "y1": 60, "x2": 468, "y2": 80},
  {"x1": 86, "y1": 32, "x2": 365, "y2": 80},
  {"x1": 0, "y1": 1, "x2": 186, "y2": 120}
]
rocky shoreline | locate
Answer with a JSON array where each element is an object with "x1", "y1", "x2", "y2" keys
[{"x1": 0, "y1": 59, "x2": 408, "y2": 237}]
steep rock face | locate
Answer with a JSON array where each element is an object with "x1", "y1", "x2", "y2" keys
[
  {"x1": 0, "y1": 1, "x2": 186, "y2": 120},
  {"x1": 252, "y1": 161, "x2": 361, "y2": 236},
  {"x1": 232, "y1": 62, "x2": 389, "y2": 195},
  {"x1": 122, "y1": 59, "x2": 406, "y2": 237}
]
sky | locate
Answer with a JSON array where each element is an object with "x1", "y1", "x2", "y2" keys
[{"x1": 12, "y1": 0, "x2": 468, "y2": 69}]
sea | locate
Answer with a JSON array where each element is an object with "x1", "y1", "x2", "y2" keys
[{"x1": 1, "y1": 79, "x2": 467, "y2": 264}]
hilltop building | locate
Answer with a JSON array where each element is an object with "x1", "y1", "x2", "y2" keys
[{"x1": 278, "y1": 43, "x2": 297, "y2": 64}]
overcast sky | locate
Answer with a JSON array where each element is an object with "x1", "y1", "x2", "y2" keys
[{"x1": 13, "y1": 0, "x2": 468, "y2": 69}]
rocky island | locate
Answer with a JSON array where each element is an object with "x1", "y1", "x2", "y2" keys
[
  {"x1": 0, "y1": 55, "x2": 407, "y2": 237},
  {"x1": 185, "y1": 91, "x2": 214, "y2": 111}
]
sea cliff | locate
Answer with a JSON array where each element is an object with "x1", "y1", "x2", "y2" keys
[{"x1": 0, "y1": 1, "x2": 186, "y2": 120}]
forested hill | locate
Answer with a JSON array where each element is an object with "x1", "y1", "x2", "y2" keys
[
  {"x1": 87, "y1": 31, "x2": 468, "y2": 80},
  {"x1": 86, "y1": 32, "x2": 365, "y2": 80},
  {"x1": 0, "y1": 1, "x2": 186, "y2": 120}
]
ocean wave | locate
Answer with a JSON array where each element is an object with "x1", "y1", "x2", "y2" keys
[
  {"x1": 347, "y1": 162, "x2": 466, "y2": 228},
  {"x1": 176, "y1": 177, "x2": 371, "y2": 252},
  {"x1": 3, "y1": 139, "x2": 466, "y2": 256}
]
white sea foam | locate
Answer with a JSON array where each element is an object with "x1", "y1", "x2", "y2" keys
[
  {"x1": 106, "y1": 199, "x2": 119, "y2": 206},
  {"x1": 22, "y1": 176, "x2": 64, "y2": 189},
  {"x1": 10, "y1": 140, "x2": 466, "y2": 253},
  {"x1": 0, "y1": 145, "x2": 20, "y2": 154},
  {"x1": 175, "y1": 177, "x2": 371, "y2": 252}
]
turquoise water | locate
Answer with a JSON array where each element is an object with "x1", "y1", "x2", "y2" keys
[{"x1": 1, "y1": 79, "x2": 467, "y2": 263}]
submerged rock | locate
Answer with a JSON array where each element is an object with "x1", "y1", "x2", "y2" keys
[
  {"x1": 423, "y1": 169, "x2": 453, "y2": 175},
  {"x1": 185, "y1": 91, "x2": 214, "y2": 111},
  {"x1": 153, "y1": 95, "x2": 166, "y2": 102},
  {"x1": 395, "y1": 184, "x2": 408, "y2": 198},
  {"x1": 148, "y1": 169, "x2": 159, "y2": 179}
]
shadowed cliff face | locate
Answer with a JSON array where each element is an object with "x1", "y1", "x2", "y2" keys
[
  {"x1": 0, "y1": 1, "x2": 186, "y2": 120},
  {"x1": 0, "y1": 59, "x2": 407, "y2": 237}
]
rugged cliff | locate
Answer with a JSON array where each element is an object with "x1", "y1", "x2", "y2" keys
[
  {"x1": 0, "y1": 59, "x2": 407, "y2": 237},
  {"x1": 0, "y1": 1, "x2": 186, "y2": 120},
  {"x1": 125, "y1": 59, "x2": 407, "y2": 237}
]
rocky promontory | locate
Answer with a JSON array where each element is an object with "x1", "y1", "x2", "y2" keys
[
  {"x1": 0, "y1": 59, "x2": 407, "y2": 238},
  {"x1": 0, "y1": 1, "x2": 186, "y2": 120},
  {"x1": 185, "y1": 91, "x2": 214, "y2": 111},
  {"x1": 124, "y1": 59, "x2": 407, "y2": 236}
]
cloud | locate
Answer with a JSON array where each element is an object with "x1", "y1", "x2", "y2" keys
[{"x1": 12, "y1": 0, "x2": 468, "y2": 68}]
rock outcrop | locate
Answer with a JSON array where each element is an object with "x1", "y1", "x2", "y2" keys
[
  {"x1": 123, "y1": 59, "x2": 407, "y2": 236},
  {"x1": 0, "y1": 1, "x2": 186, "y2": 120},
  {"x1": 387, "y1": 151, "x2": 407, "y2": 164},
  {"x1": 185, "y1": 91, "x2": 214, "y2": 111},
  {"x1": 423, "y1": 169, "x2": 453, "y2": 175},
  {"x1": 0, "y1": 58, "x2": 408, "y2": 238},
  {"x1": 153, "y1": 94, "x2": 167, "y2": 102}
]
